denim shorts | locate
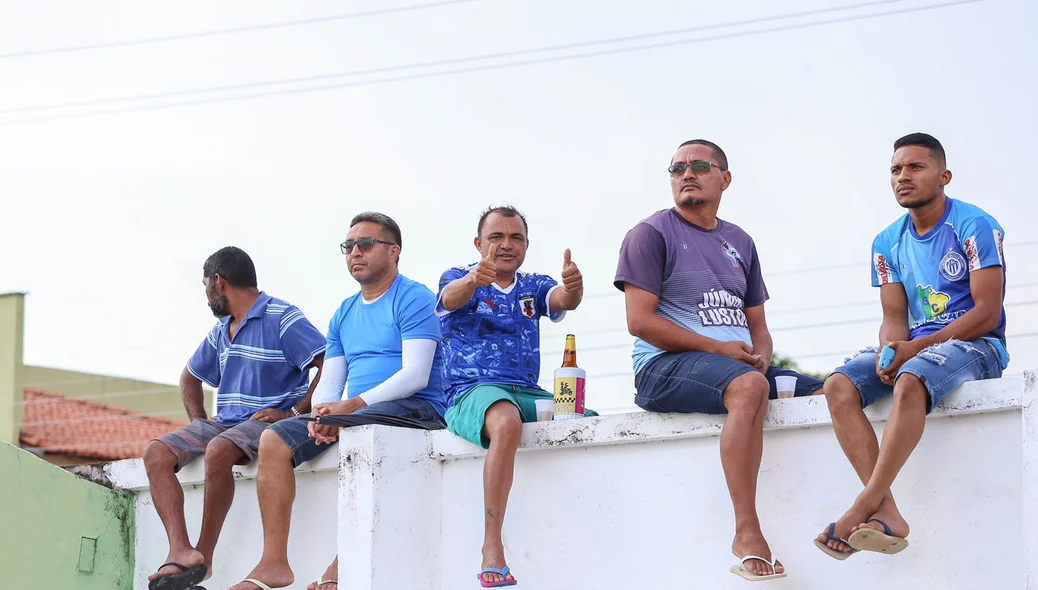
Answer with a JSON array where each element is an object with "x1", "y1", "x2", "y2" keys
[
  {"x1": 634, "y1": 352, "x2": 824, "y2": 414},
  {"x1": 154, "y1": 418, "x2": 270, "y2": 472},
  {"x1": 268, "y1": 396, "x2": 445, "y2": 466},
  {"x1": 832, "y1": 338, "x2": 1004, "y2": 413}
]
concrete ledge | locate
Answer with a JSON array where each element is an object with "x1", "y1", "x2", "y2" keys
[
  {"x1": 105, "y1": 439, "x2": 340, "y2": 491},
  {"x1": 429, "y1": 373, "x2": 1033, "y2": 460},
  {"x1": 110, "y1": 371, "x2": 1037, "y2": 590},
  {"x1": 105, "y1": 373, "x2": 1034, "y2": 487}
]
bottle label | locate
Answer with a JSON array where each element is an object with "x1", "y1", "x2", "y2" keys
[{"x1": 553, "y1": 375, "x2": 585, "y2": 416}]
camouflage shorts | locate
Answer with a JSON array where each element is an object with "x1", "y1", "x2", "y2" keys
[{"x1": 154, "y1": 418, "x2": 270, "y2": 471}]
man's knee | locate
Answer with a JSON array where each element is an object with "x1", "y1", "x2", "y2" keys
[
  {"x1": 824, "y1": 373, "x2": 863, "y2": 412},
  {"x1": 893, "y1": 373, "x2": 928, "y2": 406},
  {"x1": 143, "y1": 441, "x2": 176, "y2": 474},
  {"x1": 204, "y1": 437, "x2": 244, "y2": 474},
  {"x1": 482, "y1": 401, "x2": 522, "y2": 445},
  {"x1": 723, "y1": 371, "x2": 769, "y2": 415},
  {"x1": 258, "y1": 427, "x2": 292, "y2": 458}
]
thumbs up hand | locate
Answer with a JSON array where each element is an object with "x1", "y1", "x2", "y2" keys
[
  {"x1": 468, "y1": 242, "x2": 498, "y2": 287},
  {"x1": 561, "y1": 248, "x2": 583, "y2": 293}
]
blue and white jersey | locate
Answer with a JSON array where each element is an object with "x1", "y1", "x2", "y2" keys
[
  {"x1": 871, "y1": 197, "x2": 1009, "y2": 368},
  {"x1": 188, "y1": 292, "x2": 326, "y2": 426},
  {"x1": 436, "y1": 266, "x2": 565, "y2": 407}
]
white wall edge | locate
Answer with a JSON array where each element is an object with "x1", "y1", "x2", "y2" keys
[
  {"x1": 431, "y1": 373, "x2": 1031, "y2": 460},
  {"x1": 102, "y1": 373, "x2": 1033, "y2": 488},
  {"x1": 105, "y1": 440, "x2": 340, "y2": 491}
]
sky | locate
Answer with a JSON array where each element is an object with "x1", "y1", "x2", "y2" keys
[{"x1": 1, "y1": 0, "x2": 1035, "y2": 413}]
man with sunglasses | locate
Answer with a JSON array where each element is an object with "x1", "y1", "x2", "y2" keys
[
  {"x1": 614, "y1": 139, "x2": 823, "y2": 581},
  {"x1": 229, "y1": 212, "x2": 447, "y2": 590},
  {"x1": 144, "y1": 246, "x2": 327, "y2": 590},
  {"x1": 436, "y1": 205, "x2": 585, "y2": 587}
]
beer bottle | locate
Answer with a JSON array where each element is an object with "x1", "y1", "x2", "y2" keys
[{"x1": 553, "y1": 334, "x2": 586, "y2": 420}]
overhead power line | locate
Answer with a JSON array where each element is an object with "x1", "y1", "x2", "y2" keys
[
  {"x1": 0, "y1": 0, "x2": 984, "y2": 126},
  {"x1": 0, "y1": 0, "x2": 914, "y2": 115},
  {"x1": 540, "y1": 299, "x2": 1038, "y2": 356},
  {"x1": 583, "y1": 240, "x2": 1038, "y2": 301},
  {"x1": 0, "y1": 0, "x2": 482, "y2": 60}
]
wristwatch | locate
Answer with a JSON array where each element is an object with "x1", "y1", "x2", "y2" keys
[{"x1": 290, "y1": 406, "x2": 301, "y2": 417}]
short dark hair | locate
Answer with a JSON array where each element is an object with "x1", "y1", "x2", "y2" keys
[
  {"x1": 350, "y1": 211, "x2": 402, "y2": 247},
  {"x1": 203, "y1": 246, "x2": 257, "y2": 288},
  {"x1": 477, "y1": 205, "x2": 528, "y2": 237},
  {"x1": 676, "y1": 139, "x2": 728, "y2": 171},
  {"x1": 893, "y1": 132, "x2": 946, "y2": 167}
]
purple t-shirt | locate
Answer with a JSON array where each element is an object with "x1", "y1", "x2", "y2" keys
[{"x1": 614, "y1": 208, "x2": 769, "y2": 374}]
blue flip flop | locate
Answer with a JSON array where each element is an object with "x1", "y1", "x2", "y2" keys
[
  {"x1": 813, "y1": 522, "x2": 859, "y2": 560},
  {"x1": 478, "y1": 566, "x2": 517, "y2": 587},
  {"x1": 848, "y1": 518, "x2": 909, "y2": 554}
]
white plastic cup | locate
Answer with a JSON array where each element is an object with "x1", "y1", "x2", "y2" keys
[
  {"x1": 534, "y1": 399, "x2": 555, "y2": 422},
  {"x1": 775, "y1": 375, "x2": 797, "y2": 399}
]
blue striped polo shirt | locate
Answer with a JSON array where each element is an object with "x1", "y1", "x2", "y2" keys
[{"x1": 187, "y1": 292, "x2": 327, "y2": 426}]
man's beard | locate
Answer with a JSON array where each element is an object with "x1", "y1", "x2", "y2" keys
[
  {"x1": 899, "y1": 191, "x2": 939, "y2": 209},
  {"x1": 680, "y1": 196, "x2": 707, "y2": 207},
  {"x1": 208, "y1": 293, "x2": 231, "y2": 317}
]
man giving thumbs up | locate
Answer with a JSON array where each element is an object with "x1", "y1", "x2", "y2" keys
[{"x1": 435, "y1": 205, "x2": 585, "y2": 587}]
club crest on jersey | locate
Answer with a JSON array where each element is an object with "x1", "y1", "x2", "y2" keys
[
  {"x1": 874, "y1": 253, "x2": 893, "y2": 284},
  {"x1": 519, "y1": 295, "x2": 536, "y2": 319},
  {"x1": 939, "y1": 249, "x2": 967, "y2": 281},
  {"x1": 721, "y1": 241, "x2": 742, "y2": 266}
]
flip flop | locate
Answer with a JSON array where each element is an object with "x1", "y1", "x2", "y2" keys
[
  {"x1": 478, "y1": 566, "x2": 518, "y2": 587},
  {"x1": 848, "y1": 518, "x2": 909, "y2": 555},
  {"x1": 149, "y1": 563, "x2": 207, "y2": 590},
  {"x1": 311, "y1": 579, "x2": 337, "y2": 589},
  {"x1": 730, "y1": 553, "x2": 786, "y2": 582},
  {"x1": 813, "y1": 522, "x2": 859, "y2": 560},
  {"x1": 233, "y1": 580, "x2": 286, "y2": 590}
]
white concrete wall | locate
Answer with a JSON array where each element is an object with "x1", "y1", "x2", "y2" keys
[
  {"x1": 108, "y1": 371, "x2": 1037, "y2": 590},
  {"x1": 106, "y1": 449, "x2": 340, "y2": 590}
]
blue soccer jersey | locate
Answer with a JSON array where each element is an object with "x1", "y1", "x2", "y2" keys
[
  {"x1": 871, "y1": 197, "x2": 1008, "y2": 368},
  {"x1": 436, "y1": 266, "x2": 565, "y2": 406}
]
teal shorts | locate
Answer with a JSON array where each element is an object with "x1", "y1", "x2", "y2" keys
[{"x1": 445, "y1": 383, "x2": 596, "y2": 449}]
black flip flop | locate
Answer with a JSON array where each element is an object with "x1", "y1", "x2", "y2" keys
[{"x1": 148, "y1": 563, "x2": 207, "y2": 590}]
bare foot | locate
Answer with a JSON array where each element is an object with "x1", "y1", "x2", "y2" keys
[
  {"x1": 306, "y1": 557, "x2": 338, "y2": 590},
  {"x1": 816, "y1": 495, "x2": 883, "y2": 554},
  {"x1": 851, "y1": 498, "x2": 910, "y2": 539},
  {"x1": 732, "y1": 531, "x2": 784, "y2": 577},
  {"x1": 480, "y1": 544, "x2": 516, "y2": 585},
  {"x1": 148, "y1": 547, "x2": 205, "y2": 582},
  {"x1": 225, "y1": 562, "x2": 294, "y2": 590}
]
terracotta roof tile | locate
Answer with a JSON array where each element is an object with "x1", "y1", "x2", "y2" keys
[{"x1": 20, "y1": 387, "x2": 187, "y2": 461}]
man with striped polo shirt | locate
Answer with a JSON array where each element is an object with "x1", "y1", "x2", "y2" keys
[{"x1": 143, "y1": 246, "x2": 326, "y2": 590}]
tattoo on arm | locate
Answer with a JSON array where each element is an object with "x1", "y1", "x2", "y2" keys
[{"x1": 486, "y1": 508, "x2": 495, "y2": 519}]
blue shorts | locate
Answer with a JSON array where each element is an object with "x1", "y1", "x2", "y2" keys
[
  {"x1": 634, "y1": 351, "x2": 824, "y2": 414},
  {"x1": 268, "y1": 397, "x2": 445, "y2": 467},
  {"x1": 832, "y1": 338, "x2": 1004, "y2": 414}
]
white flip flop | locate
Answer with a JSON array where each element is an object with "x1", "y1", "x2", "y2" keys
[
  {"x1": 236, "y1": 579, "x2": 281, "y2": 590},
  {"x1": 730, "y1": 554, "x2": 787, "y2": 582}
]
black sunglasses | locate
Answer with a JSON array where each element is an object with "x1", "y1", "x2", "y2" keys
[
  {"x1": 668, "y1": 160, "x2": 724, "y2": 176},
  {"x1": 340, "y1": 237, "x2": 396, "y2": 254}
]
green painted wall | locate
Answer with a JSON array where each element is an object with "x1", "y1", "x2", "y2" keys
[
  {"x1": 0, "y1": 293, "x2": 25, "y2": 445},
  {"x1": 0, "y1": 442, "x2": 134, "y2": 590}
]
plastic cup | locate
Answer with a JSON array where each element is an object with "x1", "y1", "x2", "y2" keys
[
  {"x1": 534, "y1": 399, "x2": 555, "y2": 422},
  {"x1": 775, "y1": 375, "x2": 797, "y2": 400}
]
